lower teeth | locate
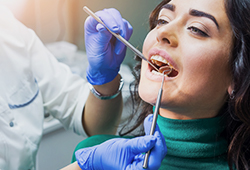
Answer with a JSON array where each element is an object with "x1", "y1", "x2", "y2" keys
[{"x1": 152, "y1": 70, "x2": 168, "y2": 76}]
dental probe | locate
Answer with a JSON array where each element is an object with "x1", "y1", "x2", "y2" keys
[
  {"x1": 142, "y1": 70, "x2": 170, "y2": 169},
  {"x1": 83, "y1": 6, "x2": 159, "y2": 72}
]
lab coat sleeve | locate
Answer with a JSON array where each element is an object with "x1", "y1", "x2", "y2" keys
[
  {"x1": 29, "y1": 32, "x2": 89, "y2": 137},
  {"x1": 14, "y1": 16, "x2": 89, "y2": 136}
]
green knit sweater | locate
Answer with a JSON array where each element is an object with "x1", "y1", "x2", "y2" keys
[{"x1": 72, "y1": 115, "x2": 229, "y2": 169}]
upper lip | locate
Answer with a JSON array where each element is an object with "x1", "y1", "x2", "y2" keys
[{"x1": 148, "y1": 48, "x2": 178, "y2": 71}]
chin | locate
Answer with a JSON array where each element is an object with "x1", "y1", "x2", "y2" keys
[{"x1": 138, "y1": 84, "x2": 158, "y2": 105}]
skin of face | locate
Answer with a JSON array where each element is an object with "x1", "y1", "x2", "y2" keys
[{"x1": 139, "y1": 0, "x2": 233, "y2": 119}]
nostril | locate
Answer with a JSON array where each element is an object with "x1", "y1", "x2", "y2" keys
[{"x1": 162, "y1": 37, "x2": 170, "y2": 44}]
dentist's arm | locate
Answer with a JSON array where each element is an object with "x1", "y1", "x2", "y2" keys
[
  {"x1": 84, "y1": 75, "x2": 123, "y2": 136},
  {"x1": 76, "y1": 114, "x2": 167, "y2": 170},
  {"x1": 61, "y1": 115, "x2": 167, "y2": 170},
  {"x1": 82, "y1": 8, "x2": 133, "y2": 136}
]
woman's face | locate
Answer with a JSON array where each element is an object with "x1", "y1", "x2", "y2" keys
[{"x1": 139, "y1": 0, "x2": 233, "y2": 119}]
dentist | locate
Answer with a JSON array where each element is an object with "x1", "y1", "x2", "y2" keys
[{"x1": 0, "y1": 5, "x2": 132, "y2": 170}]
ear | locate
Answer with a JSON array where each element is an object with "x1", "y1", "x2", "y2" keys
[{"x1": 227, "y1": 83, "x2": 234, "y2": 95}]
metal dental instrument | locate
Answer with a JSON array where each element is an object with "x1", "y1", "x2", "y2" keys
[
  {"x1": 83, "y1": 6, "x2": 159, "y2": 72},
  {"x1": 84, "y1": 6, "x2": 171, "y2": 168},
  {"x1": 142, "y1": 70, "x2": 170, "y2": 169}
]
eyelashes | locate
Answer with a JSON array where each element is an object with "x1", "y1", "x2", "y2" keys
[
  {"x1": 187, "y1": 26, "x2": 209, "y2": 37},
  {"x1": 155, "y1": 18, "x2": 209, "y2": 37},
  {"x1": 156, "y1": 19, "x2": 169, "y2": 26}
]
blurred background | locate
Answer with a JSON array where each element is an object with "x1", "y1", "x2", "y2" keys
[
  {"x1": 0, "y1": 0, "x2": 162, "y2": 169},
  {"x1": 1, "y1": 0, "x2": 161, "y2": 66}
]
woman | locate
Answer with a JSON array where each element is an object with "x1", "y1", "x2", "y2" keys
[{"x1": 68, "y1": 0, "x2": 250, "y2": 169}]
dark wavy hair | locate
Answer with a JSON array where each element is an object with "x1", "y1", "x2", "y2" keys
[
  {"x1": 224, "y1": 0, "x2": 250, "y2": 169},
  {"x1": 119, "y1": 0, "x2": 250, "y2": 169}
]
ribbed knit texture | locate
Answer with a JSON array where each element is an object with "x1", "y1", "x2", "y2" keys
[
  {"x1": 157, "y1": 114, "x2": 229, "y2": 169},
  {"x1": 72, "y1": 115, "x2": 229, "y2": 169}
]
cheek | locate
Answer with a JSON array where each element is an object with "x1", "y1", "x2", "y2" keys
[
  {"x1": 139, "y1": 82, "x2": 158, "y2": 105},
  {"x1": 139, "y1": 31, "x2": 159, "y2": 104},
  {"x1": 142, "y1": 30, "x2": 156, "y2": 55},
  {"x1": 138, "y1": 62, "x2": 158, "y2": 104},
  {"x1": 181, "y1": 42, "x2": 231, "y2": 81},
  {"x1": 138, "y1": 64, "x2": 151, "y2": 102},
  {"x1": 180, "y1": 47, "x2": 231, "y2": 101}
]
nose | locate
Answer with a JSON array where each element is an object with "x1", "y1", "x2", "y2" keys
[{"x1": 156, "y1": 24, "x2": 178, "y2": 47}]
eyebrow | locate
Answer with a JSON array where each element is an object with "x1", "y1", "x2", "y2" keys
[
  {"x1": 161, "y1": 4, "x2": 175, "y2": 11},
  {"x1": 189, "y1": 9, "x2": 219, "y2": 29},
  {"x1": 161, "y1": 4, "x2": 219, "y2": 29}
]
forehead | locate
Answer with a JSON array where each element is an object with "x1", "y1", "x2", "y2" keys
[{"x1": 167, "y1": 0, "x2": 225, "y2": 12}]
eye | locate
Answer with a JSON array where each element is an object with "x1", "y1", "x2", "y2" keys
[
  {"x1": 156, "y1": 19, "x2": 169, "y2": 26},
  {"x1": 187, "y1": 26, "x2": 209, "y2": 37}
]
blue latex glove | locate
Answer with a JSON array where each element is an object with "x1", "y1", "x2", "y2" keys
[
  {"x1": 75, "y1": 114, "x2": 167, "y2": 170},
  {"x1": 85, "y1": 8, "x2": 133, "y2": 85}
]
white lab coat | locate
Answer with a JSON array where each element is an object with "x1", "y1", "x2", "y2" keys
[{"x1": 0, "y1": 6, "x2": 88, "y2": 170}]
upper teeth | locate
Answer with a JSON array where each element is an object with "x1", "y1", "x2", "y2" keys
[{"x1": 151, "y1": 55, "x2": 169, "y2": 66}]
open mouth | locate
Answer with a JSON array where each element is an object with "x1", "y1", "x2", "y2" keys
[{"x1": 150, "y1": 55, "x2": 179, "y2": 77}]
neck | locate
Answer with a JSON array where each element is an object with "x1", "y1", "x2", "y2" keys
[{"x1": 159, "y1": 107, "x2": 219, "y2": 120}]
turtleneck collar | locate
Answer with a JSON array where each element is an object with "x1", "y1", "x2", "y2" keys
[{"x1": 157, "y1": 114, "x2": 229, "y2": 169}]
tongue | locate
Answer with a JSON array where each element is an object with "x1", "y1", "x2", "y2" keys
[{"x1": 159, "y1": 65, "x2": 172, "y2": 75}]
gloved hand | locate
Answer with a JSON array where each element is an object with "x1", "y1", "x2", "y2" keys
[
  {"x1": 75, "y1": 114, "x2": 167, "y2": 170},
  {"x1": 85, "y1": 8, "x2": 133, "y2": 85}
]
